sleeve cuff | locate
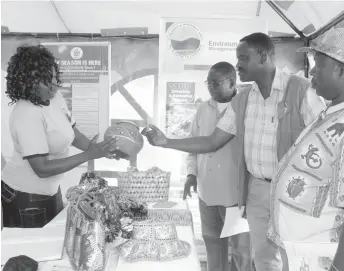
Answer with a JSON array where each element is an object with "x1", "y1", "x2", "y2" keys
[
  {"x1": 187, "y1": 167, "x2": 197, "y2": 177},
  {"x1": 23, "y1": 153, "x2": 49, "y2": 159},
  {"x1": 217, "y1": 123, "x2": 236, "y2": 135}
]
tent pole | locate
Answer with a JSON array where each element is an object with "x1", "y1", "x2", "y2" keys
[
  {"x1": 50, "y1": 0, "x2": 71, "y2": 33},
  {"x1": 265, "y1": 0, "x2": 305, "y2": 39},
  {"x1": 256, "y1": 0, "x2": 262, "y2": 17},
  {"x1": 304, "y1": 39, "x2": 310, "y2": 78},
  {"x1": 307, "y1": 11, "x2": 344, "y2": 40}
]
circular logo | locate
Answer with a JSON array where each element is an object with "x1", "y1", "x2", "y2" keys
[
  {"x1": 70, "y1": 47, "x2": 83, "y2": 59},
  {"x1": 168, "y1": 23, "x2": 202, "y2": 59}
]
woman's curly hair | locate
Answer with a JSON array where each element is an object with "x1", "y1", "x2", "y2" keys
[{"x1": 5, "y1": 45, "x2": 61, "y2": 105}]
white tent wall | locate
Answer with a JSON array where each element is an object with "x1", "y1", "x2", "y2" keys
[{"x1": 1, "y1": 1, "x2": 297, "y2": 35}]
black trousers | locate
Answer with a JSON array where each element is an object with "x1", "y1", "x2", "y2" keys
[{"x1": 1, "y1": 181, "x2": 63, "y2": 228}]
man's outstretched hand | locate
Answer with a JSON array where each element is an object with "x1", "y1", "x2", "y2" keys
[{"x1": 141, "y1": 124, "x2": 168, "y2": 147}]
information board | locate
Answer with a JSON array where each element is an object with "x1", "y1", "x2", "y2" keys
[{"x1": 42, "y1": 42, "x2": 111, "y2": 140}]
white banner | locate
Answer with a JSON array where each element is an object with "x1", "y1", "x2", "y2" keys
[{"x1": 158, "y1": 17, "x2": 268, "y2": 138}]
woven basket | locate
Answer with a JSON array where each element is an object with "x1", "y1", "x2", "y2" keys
[{"x1": 118, "y1": 168, "x2": 171, "y2": 203}]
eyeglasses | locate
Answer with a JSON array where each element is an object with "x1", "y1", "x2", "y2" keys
[{"x1": 204, "y1": 77, "x2": 235, "y2": 88}]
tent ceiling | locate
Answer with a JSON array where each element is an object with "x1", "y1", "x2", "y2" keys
[
  {"x1": 1, "y1": 0, "x2": 344, "y2": 38},
  {"x1": 270, "y1": 0, "x2": 344, "y2": 37}
]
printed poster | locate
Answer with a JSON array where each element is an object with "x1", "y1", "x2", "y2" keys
[
  {"x1": 159, "y1": 17, "x2": 268, "y2": 138},
  {"x1": 166, "y1": 82, "x2": 195, "y2": 137},
  {"x1": 42, "y1": 42, "x2": 111, "y2": 140}
]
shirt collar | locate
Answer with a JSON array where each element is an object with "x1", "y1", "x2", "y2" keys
[
  {"x1": 208, "y1": 94, "x2": 236, "y2": 107},
  {"x1": 251, "y1": 68, "x2": 284, "y2": 92},
  {"x1": 326, "y1": 102, "x2": 344, "y2": 115},
  {"x1": 208, "y1": 99, "x2": 217, "y2": 107}
]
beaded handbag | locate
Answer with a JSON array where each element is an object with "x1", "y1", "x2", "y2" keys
[{"x1": 118, "y1": 167, "x2": 171, "y2": 203}]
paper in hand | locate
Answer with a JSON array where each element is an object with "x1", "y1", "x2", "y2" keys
[{"x1": 220, "y1": 206, "x2": 250, "y2": 238}]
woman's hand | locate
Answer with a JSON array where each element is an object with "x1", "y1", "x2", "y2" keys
[
  {"x1": 27, "y1": 134, "x2": 118, "y2": 178},
  {"x1": 106, "y1": 150, "x2": 129, "y2": 160},
  {"x1": 86, "y1": 134, "x2": 118, "y2": 160}
]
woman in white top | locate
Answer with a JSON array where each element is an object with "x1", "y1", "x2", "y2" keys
[{"x1": 1, "y1": 45, "x2": 120, "y2": 228}]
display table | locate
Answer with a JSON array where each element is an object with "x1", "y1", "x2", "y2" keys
[
  {"x1": 6, "y1": 199, "x2": 200, "y2": 271},
  {"x1": 1, "y1": 208, "x2": 67, "y2": 265}
]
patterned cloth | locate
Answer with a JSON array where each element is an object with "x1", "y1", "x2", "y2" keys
[
  {"x1": 116, "y1": 220, "x2": 191, "y2": 262},
  {"x1": 135, "y1": 208, "x2": 193, "y2": 227},
  {"x1": 64, "y1": 204, "x2": 107, "y2": 271},
  {"x1": 283, "y1": 241, "x2": 338, "y2": 271},
  {"x1": 268, "y1": 103, "x2": 344, "y2": 246},
  {"x1": 217, "y1": 69, "x2": 325, "y2": 179}
]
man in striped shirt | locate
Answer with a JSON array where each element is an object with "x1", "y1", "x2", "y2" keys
[{"x1": 142, "y1": 33, "x2": 326, "y2": 271}]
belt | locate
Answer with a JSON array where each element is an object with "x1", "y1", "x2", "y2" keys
[{"x1": 264, "y1": 178, "x2": 272, "y2": 182}]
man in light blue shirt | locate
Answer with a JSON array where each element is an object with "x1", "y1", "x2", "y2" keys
[{"x1": 184, "y1": 62, "x2": 252, "y2": 271}]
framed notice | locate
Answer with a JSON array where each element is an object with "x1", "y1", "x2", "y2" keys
[{"x1": 42, "y1": 42, "x2": 111, "y2": 169}]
